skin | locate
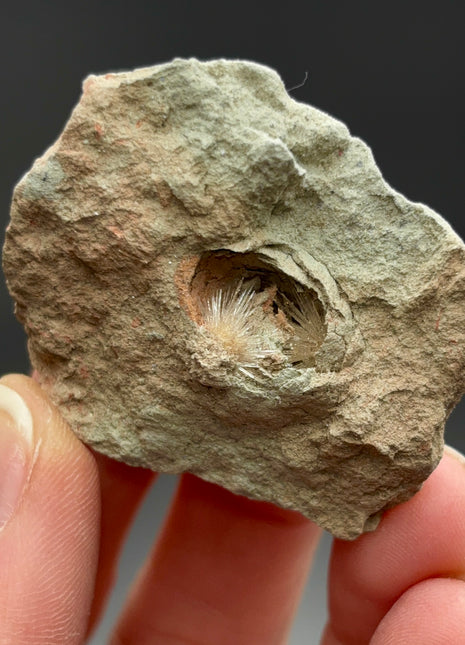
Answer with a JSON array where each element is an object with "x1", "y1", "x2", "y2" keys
[{"x1": 1, "y1": 373, "x2": 465, "y2": 644}]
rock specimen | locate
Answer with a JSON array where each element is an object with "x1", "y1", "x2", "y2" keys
[{"x1": 3, "y1": 59, "x2": 465, "y2": 539}]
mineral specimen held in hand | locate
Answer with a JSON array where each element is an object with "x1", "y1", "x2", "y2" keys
[{"x1": 4, "y1": 59, "x2": 465, "y2": 539}]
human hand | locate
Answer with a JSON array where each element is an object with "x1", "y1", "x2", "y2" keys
[{"x1": 1, "y1": 374, "x2": 464, "y2": 644}]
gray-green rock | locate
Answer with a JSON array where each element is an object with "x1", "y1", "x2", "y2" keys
[{"x1": 4, "y1": 59, "x2": 465, "y2": 538}]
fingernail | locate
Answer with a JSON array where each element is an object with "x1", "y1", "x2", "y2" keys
[
  {"x1": 0, "y1": 384, "x2": 34, "y2": 530},
  {"x1": 444, "y1": 444, "x2": 465, "y2": 467}
]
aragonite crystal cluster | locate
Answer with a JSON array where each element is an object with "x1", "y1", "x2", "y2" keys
[{"x1": 4, "y1": 59, "x2": 465, "y2": 539}]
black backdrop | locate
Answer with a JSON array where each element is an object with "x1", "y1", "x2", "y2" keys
[{"x1": 1, "y1": 1, "x2": 464, "y2": 434}]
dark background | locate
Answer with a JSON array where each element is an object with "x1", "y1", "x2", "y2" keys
[{"x1": 1, "y1": 2, "x2": 464, "y2": 642}]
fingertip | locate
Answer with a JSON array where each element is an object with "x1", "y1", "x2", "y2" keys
[
  {"x1": 371, "y1": 578, "x2": 465, "y2": 645},
  {"x1": 443, "y1": 443, "x2": 465, "y2": 468},
  {"x1": 0, "y1": 372, "x2": 100, "y2": 548},
  {"x1": 0, "y1": 373, "x2": 100, "y2": 642},
  {"x1": 0, "y1": 373, "x2": 95, "y2": 464},
  {"x1": 326, "y1": 440, "x2": 465, "y2": 644}
]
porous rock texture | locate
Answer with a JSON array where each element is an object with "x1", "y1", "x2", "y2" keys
[{"x1": 4, "y1": 59, "x2": 465, "y2": 539}]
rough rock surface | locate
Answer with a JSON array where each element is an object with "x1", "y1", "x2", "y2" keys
[{"x1": 4, "y1": 59, "x2": 465, "y2": 539}]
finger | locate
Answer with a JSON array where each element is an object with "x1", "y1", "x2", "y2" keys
[
  {"x1": 0, "y1": 374, "x2": 100, "y2": 644},
  {"x1": 33, "y1": 364, "x2": 158, "y2": 635},
  {"x1": 87, "y1": 452, "x2": 156, "y2": 634},
  {"x1": 370, "y1": 577, "x2": 465, "y2": 644},
  {"x1": 322, "y1": 447, "x2": 465, "y2": 645},
  {"x1": 111, "y1": 473, "x2": 322, "y2": 645}
]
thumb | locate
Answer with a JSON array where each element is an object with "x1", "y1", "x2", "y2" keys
[{"x1": 0, "y1": 374, "x2": 100, "y2": 644}]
